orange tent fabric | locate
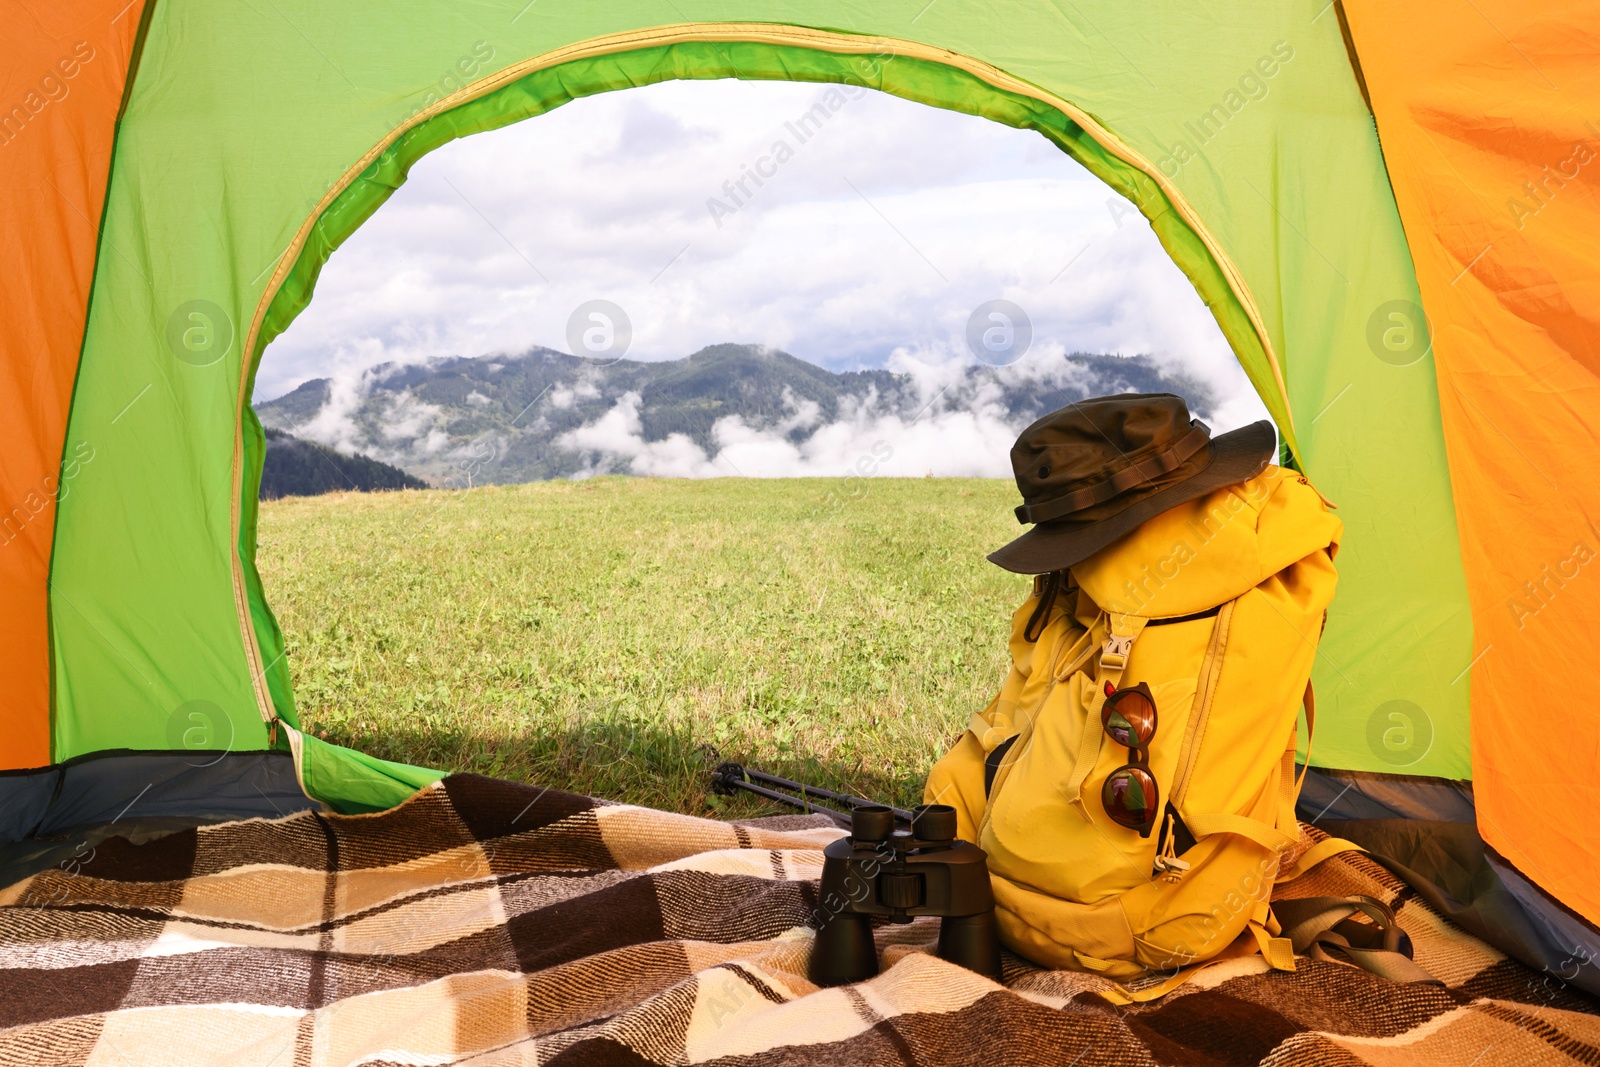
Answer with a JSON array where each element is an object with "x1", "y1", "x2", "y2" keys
[
  {"x1": 1345, "y1": 0, "x2": 1600, "y2": 925},
  {"x1": 0, "y1": 1, "x2": 146, "y2": 769}
]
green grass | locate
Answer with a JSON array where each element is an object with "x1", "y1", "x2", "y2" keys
[{"x1": 257, "y1": 477, "x2": 1027, "y2": 818}]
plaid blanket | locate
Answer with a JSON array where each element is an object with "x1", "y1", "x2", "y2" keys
[{"x1": 1, "y1": 775, "x2": 1595, "y2": 1066}]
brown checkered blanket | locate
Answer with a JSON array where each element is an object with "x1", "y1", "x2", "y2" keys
[{"x1": 1, "y1": 774, "x2": 1596, "y2": 1066}]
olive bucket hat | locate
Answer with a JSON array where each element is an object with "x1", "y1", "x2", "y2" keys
[{"x1": 988, "y1": 393, "x2": 1276, "y2": 574}]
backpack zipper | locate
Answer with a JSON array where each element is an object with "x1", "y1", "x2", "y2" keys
[{"x1": 1167, "y1": 600, "x2": 1235, "y2": 812}]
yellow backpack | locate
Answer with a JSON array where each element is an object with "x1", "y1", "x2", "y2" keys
[{"x1": 925, "y1": 466, "x2": 1343, "y2": 991}]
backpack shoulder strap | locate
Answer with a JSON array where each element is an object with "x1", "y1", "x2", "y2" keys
[
  {"x1": 1276, "y1": 835, "x2": 1362, "y2": 882},
  {"x1": 1271, "y1": 829, "x2": 1443, "y2": 986},
  {"x1": 1272, "y1": 894, "x2": 1442, "y2": 985}
]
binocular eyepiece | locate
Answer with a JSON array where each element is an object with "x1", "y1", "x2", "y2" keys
[
  {"x1": 845, "y1": 802, "x2": 958, "y2": 845},
  {"x1": 808, "y1": 803, "x2": 1002, "y2": 986}
]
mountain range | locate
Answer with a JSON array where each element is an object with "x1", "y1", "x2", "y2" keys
[{"x1": 254, "y1": 343, "x2": 1214, "y2": 488}]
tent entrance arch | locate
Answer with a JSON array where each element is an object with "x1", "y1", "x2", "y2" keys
[
  {"x1": 43, "y1": 9, "x2": 1475, "y2": 802},
  {"x1": 237, "y1": 24, "x2": 1298, "y2": 733},
  {"x1": 21, "y1": 1, "x2": 1494, "y2": 913}
]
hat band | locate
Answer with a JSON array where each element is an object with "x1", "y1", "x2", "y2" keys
[{"x1": 1014, "y1": 421, "x2": 1211, "y2": 526}]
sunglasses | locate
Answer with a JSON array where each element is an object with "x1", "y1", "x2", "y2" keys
[{"x1": 1100, "y1": 681, "x2": 1160, "y2": 836}]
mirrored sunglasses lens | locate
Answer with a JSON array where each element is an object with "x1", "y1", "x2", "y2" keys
[
  {"x1": 1105, "y1": 710, "x2": 1136, "y2": 747},
  {"x1": 1102, "y1": 767, "x2": 1157, "y2": 829},
  {"x1": 1103, "y1": 690, "x2": 1156, "y2": 747}
]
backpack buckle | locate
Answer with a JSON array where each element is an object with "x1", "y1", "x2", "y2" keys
[{"x1": 1102, "y1": 633, "x2": 1134, "y2": 670}]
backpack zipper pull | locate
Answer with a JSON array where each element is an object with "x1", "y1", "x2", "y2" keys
[{"x1": 1154, "y1": 812, "x2": 1191, "y2": 882}]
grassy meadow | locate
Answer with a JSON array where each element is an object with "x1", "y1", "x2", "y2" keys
[{"x1": 257, "y1": 477, "x2": 1028, "y2": 817}]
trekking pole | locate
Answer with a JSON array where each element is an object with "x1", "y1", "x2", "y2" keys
[{"x1": 709, "y1": 761, "x2": 915, "y2": 828}]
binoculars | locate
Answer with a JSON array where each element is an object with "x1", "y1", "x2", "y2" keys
[{"x1": 808, "y1": 802, "x2": 1003, "y2": 986}]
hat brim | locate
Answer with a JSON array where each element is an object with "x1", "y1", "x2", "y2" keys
[{"x1": 986, "y1": 419, "x2": 1276, "y2": 575}]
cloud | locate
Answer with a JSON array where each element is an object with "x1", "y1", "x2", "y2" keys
[
  {"x1": 548, "y1": 378, "x2": 600, "y2": 410},
  {"x1": 259, "y1": 77, "x2": 1270, "y2": 435},
  {"x1": 293, "y1": 367, "x2": 370, "y2": 456}
]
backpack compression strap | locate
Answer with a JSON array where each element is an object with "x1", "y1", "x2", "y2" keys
[{"x1": 1061, "y1": 611, "x2": 1147, "y2": 814}]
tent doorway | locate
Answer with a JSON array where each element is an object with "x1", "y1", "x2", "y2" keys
[
  {"x1": 248, "y1": 69, "x2": 1261, "y2": 812},
  {"x1": 236, "y1": 26, "x2": 1295, "y2": 743}
]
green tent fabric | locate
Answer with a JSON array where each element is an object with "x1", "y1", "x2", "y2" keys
[
  {"x1": 283, "y1": 725, "x2": 444, "y2": 815},
  {"x1": 44, "y1": 5, "x2": 1466, "y2": 797}
]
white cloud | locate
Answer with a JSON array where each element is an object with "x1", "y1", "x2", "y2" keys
[
  {"x1": 378, "y1": 391, "x2": 442, "y2": 443},
  {"x1": 548, "y1": 379, "x2": 600, "y2": 410},
  {"x1": 259, "y1": 78, "x2": 1270, "y2": 439},
  {"x1": 293, "y1": 367, "x2": 370, "y2": 456}
]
